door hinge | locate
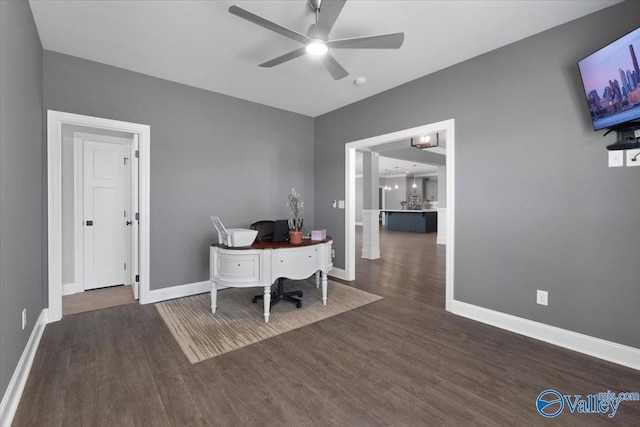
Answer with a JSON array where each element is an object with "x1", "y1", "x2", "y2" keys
[
  {"x1": 135, "y1": 212, "x2": 139, "y2": 221},
  {"x1": 135, "y1": 274, "x2": 140, "y2": 282},
  {"x1": 124, "y1": 157, "x2": 128, "y2": 165},
  {"x1": 124, "y1": 210, "x2": 127, "y2": 218},
  {"x1": 135, "y1": 150, "x2": 139, "y2": 158},
  {"x1": 124, "y1": 263, "x2": 127, "y2": 270}
]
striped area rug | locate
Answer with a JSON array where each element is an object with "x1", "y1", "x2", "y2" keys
[{"x1": 155, "y1": 279, "x2": 382, "y2": 363}]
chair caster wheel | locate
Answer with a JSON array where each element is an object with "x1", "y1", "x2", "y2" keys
[{"x1": 296, "y1": 302, "x2": 302, "y2": 308}]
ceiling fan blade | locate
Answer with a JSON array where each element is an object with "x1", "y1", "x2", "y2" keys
[
  {"x1": 315, "y1": 0, "x2": 347, "y2": 38},
  {"x1": 321, "y1": 53, "x2": 349, "y2": 80},
  {"x1": 327, "y1": 32, "x2": 405, "y2": 49},
  {"x1": 259, "y1": 47, "x2": 308, "y2": 68},
  {"x1": 229, "y1": 5, "x2": 310, "y2": 45}
]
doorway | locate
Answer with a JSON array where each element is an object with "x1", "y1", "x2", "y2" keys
[
  {"x1": 47, "y1": 111, "x2": 150, "y2": 322},
  {"x1": 344, "y1": 119, "x2": 455, "y2": 311},
  {"x1": 73, "y1": 132, "x2": 139, "y2": 297}
]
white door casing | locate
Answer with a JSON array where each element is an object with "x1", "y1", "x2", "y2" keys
[
  {"x1": 83, "y1": 140, "x2": 126, "y2": 290},
  {"x1": 48, "y1": 111, "x2": 150, "y2": 322},
  {"x1": 343, "y1": 119, "x2": 455, "y2": 311},
  {"x1": 130, "y1": 134, "x2": 140, "y2": 299}
]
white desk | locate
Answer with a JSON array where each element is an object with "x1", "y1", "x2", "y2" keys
[{"x1": 210, "y1": 238, "x2": 333, "y2": 322}]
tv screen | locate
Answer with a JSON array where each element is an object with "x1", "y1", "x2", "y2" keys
[{"x1": 577, "y1": 27, "x2": 640, "y2": 131}]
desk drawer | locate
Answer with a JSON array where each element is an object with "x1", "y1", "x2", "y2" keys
[
  {"x1": 272, "y1": 246, "x2": 320, "y2": 280},
  {"x1": 218, "y1": 254, "x2": 260, "y2": 283}
]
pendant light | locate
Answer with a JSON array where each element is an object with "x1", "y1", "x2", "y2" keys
[
  {"x1": 412, "y1": 165, "x2": 417, "y2": 189},
  {"x1": 394, "y1": 167, "x2": 399, "y2": 190}
]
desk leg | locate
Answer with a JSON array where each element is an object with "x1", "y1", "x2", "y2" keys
[
  {"x1": 315, "y1": 271, "x2": 320, "y2": 289},
  {"x1": 263, "y1": 286, "x2": 271, "y2": 323},
  {"x1": 321, "y1": 272, "x2": 328, "y2": 305},
  {"x1": 210, "y1": 281, "x2": 217, "y2": 314}
]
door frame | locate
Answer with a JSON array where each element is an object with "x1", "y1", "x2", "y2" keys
[
  {"x1": 344, "y1": 119, "x2": 455, "y2": 311},
  {"x1": 47, "y1": 110, "x2": 150, "y2": 322},
  {"x1": 73, "y1": 132, "x2": 137, "y2": 295}
]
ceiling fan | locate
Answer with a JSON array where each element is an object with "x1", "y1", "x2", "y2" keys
[{"x1": 229, "y1": 0, "x2": 404, "y2": 81}]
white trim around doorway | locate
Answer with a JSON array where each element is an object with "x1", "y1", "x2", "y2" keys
[
  {"x1": 344, "y1": 119, "x2": 455, "y2": 311},
  {"x1": 47, "y1": 111, "x2": 151, "y2": 322}
]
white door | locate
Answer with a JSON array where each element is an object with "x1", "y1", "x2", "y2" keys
[{"x1": 83, "y1": 140, "x2": 126, "y2": 290}]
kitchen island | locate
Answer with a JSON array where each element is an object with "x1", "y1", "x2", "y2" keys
[{"x1": 382, "y1": 209, "x2": 437, "y2": 233}]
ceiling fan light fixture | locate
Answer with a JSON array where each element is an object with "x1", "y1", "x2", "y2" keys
[{"x1": 306, "y1": 39, "x2": 328, "y2": 56}]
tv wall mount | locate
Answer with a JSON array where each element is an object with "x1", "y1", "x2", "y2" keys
[{"x1": 604, "y1": 120, "x2": 640, "y2": 150}]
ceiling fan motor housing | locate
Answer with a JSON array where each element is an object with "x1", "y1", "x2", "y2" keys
[{"x1": 308, "y1": 0, "x2": 322, "y2": 12}]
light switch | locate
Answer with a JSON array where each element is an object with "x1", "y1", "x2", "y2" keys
[
  {"x1": 625, "y1": 148, "x2": 640, "y2": 167},
  {"x1": 608, "y1": 151, "x2": 624, "y2": 167}
]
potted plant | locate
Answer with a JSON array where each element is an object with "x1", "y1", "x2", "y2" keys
[{"x1": 287, "y1": 188, "x2": 304, "y2": 244}]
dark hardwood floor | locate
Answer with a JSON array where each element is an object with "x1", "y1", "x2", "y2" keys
[{"x1": 13, "y1": 228, "x2": 640, "y2": 426}]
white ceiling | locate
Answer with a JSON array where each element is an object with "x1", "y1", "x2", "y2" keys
[{"x1": 29, "y1": 0, "x2": 620, "y2": 117}]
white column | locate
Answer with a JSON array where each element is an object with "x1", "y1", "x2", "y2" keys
[
  {"x1": 437, "y1": 208, "x2": 447, "y2": 245},
  {"x1": 361, "y1": 152, "x2": 380, "y2": 260},
  {"x1": 362, "y1": 209, "x2": 381, "y2": 259}
]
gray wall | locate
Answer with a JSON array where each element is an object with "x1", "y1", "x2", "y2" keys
[
  {"x1": 315, "y1": 1, "x2": 640, "y2": 348},
  {"x1": 0, "y1": 0, "x2": 44, "y2": 399},
  {"x1": 44, "y1": 52, "x2": 315, "y2": 290}
]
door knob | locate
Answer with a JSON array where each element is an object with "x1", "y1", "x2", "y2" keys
[{"x1": 126, "y1": 221, "x2": 133, "y2": 226}]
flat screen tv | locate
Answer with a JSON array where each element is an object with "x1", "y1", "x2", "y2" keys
[{"x1": 577, "y1": 27, "x2": 640, "y2": 131}]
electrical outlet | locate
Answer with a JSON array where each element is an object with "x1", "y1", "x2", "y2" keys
[
  {"x1": 608, "y1": 151, "x2": 624, "y2": 167},
  {"x1": 331, "y1": 249, "x2": 335, "y2": 258},
  {"x1": 22, "y1": 309, "x2": 26, "y2": 330},
  {"x1": 536, "y1": 290, "x2": 548, "y2": 306},
  {"x1": 626, "y1": 148, "x2": 640, "y2": 167}
]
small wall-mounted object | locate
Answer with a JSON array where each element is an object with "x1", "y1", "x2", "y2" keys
[
  {"x1": 411, "y1": 133, "x2": 439, "y2": 150},
  {"x1": 626, "y1": 148, "x2": 640, "y2": 167},
  {"x1": 608, "y1": 151, "x2": 624, "y2": 168}
]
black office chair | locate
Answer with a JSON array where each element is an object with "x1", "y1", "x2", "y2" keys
[{"x1": 249, "y1": 220, "x2": 303, "y2": 309}]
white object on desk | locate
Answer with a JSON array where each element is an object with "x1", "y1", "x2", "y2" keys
[
  {"x1": 311, "y1": 229, "x2": 326, "y2": 240},
  {"x1": 210, "y1": 239, "x2": 333, "y2": 322},
  {"x1": 210, "y1": 216, "x2": 258, "y2": 247}
]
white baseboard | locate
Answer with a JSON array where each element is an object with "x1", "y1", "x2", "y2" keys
[
  {"x1": 141, "y1": 281, "x2": 210, "y2": 304},
  {"x1": 0, "y1": 309, "x2": 48, "y2": 427},
  {"x1": 328, "y1": 267, "x2": 348, "y2": 281},
  {"x1": 436, "y1": 237, "x2": 447, "y2": 245},
  {"x1": 355, "y1": 222, "x2": 363, "y2": 226},
  {"x1": 361, "y1": 247, "x2": 380, "y2": 259},
  {"x1": 451, "y1": 300, "x2": 640, "y2": 371},
  {"x1": 62, "y1": 282, "x2": 81, "y2": 296}
]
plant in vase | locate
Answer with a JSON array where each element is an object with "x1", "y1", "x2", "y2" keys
[{"x1": 287, "y1": 188, "x2": 304, "y2": 244}]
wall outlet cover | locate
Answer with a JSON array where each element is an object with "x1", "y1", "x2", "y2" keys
[
  {"x1": 625, "y1": 148, "x2": 640, "y2": 167},
  {"x1": 536, "y1": 290, "x2": 548, "y2": 306},
  {"x1": 608, "y1": 151, "x2": 624, "y2": 167}
]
